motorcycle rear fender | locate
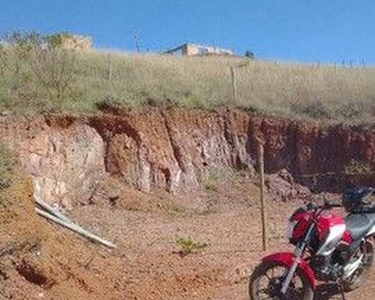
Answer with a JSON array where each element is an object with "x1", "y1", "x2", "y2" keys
[
  {"x1": 366, "y1": 225, "x2": 375, "y2": 238},
  {"x1": 262, "y1": 252, "x2": 316, "y2": 290}
]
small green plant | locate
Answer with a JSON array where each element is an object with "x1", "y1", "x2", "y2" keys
[
  {"x1": 176, "y1": 236, "x2": 208, "y2": 257},
  {"x1": 343, "y1": 159, "x2": 372, "y2": 175}
]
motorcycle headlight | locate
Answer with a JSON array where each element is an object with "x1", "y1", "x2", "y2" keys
[{"x1": 286, "y1": 220, "x2": 298, "y2": 240}]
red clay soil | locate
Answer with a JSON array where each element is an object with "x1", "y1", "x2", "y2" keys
[
  {"x1": 1, "y1": 168, "x2": 375, "y2": 300},
  {"x1": 1, "y1": 108, "x2": 375, "y2": 299},
  {"x1": 1, "y1": 108, "x2": 375, "y2": 207},
  {"x1": 88, "y1": 107, "x2": 375, "y2": 190}
]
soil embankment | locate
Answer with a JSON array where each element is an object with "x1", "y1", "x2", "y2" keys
[
  {"x1": 1, "y1": 108, "x2": 375, "y2": 300},
  {"x1": 1, "y1": 108, "x2": 374, "y2": 208}
]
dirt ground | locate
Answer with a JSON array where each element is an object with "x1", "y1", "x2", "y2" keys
[{"x1": 1, "y1": 172, "x2": 375, "y2": 300}]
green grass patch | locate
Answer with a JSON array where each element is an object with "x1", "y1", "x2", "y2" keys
[
  {"x1": 1, "y1": 32, "x2": 375, "y2": 124},
  {"x1": 176, "y1": 236, "x2": 208, "y2": 257}
]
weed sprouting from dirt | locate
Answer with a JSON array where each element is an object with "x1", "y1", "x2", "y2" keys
[{"x1": 175, "y1": 236, "x2": 208, "y2": 257}]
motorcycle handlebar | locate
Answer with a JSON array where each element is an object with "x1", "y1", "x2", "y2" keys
[
  {"x1": 324, "y1": 202, "x2": 341, "y2": 208},
  {"x1": 307, "y1": 201, "x2": 341, "y2": 211}
]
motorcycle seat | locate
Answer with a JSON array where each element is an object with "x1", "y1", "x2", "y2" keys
[
  {"x1": 365, "y1": 213, "x2": 375, "y2": 223},
  {"x1": 345, "y1": 214, "x2": 375, "y2": 241}
]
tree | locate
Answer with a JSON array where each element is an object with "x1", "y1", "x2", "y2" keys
[
  {"x1": 0, "y1": 30, "x2": 77, "y2": 109},
  {"x1": 244, "y1": 50, "x2": 255, "y2": 59}
]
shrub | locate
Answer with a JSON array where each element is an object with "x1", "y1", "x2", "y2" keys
[
  {"x1": 293, "y1": 100, "x2": 333, "y2": 120},
  {"x1": 343, "y1": 159, "x2": 372, "y2": 175},
  {"x1": 29, "y1": 47, "x2": 77, "y2": 102},
  {"x1": 0, "y1": 30, "x2": 78, "y2": 113},
  {"x1": 0, "y1": 144, "x2": 14, "y2": 190},
  {"x1": 244, "y1": 50, "x2": 255, "y2": 59}
]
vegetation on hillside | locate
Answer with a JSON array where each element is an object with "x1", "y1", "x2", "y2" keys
[{"x1": 1, "y1": 31, "x2": 375, "y2": 124}]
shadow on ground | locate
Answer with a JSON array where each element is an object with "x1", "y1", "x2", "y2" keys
[{"x1": 315, "y1": 283, "x2": 344, "y2": 300}]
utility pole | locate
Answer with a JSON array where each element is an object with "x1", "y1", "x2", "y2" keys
[{"x1": 133, "y1": 29, "x2": 141, "y2": 53}]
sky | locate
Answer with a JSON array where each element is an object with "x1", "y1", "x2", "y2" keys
[{"x1": 1, "y1": 0, "x2": 375, "y2": 64}]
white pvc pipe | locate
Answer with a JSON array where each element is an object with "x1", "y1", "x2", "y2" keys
[
  {"x1": 34, "y1": 199, "x2": 73, "y2": 224},
  {"x1": 35, "y1": 207, "x2": 117, "y2": 249}
]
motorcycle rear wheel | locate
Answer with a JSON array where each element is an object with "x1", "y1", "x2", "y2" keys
[
  {"x1": 249, "y1": 261, "x2": 314, "y2": 300},
  {"x1": 344, "y1": 240, "x2": 374, "y2": 291}
]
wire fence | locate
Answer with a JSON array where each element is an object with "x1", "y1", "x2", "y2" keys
[{"x1": 293, "y1": 171, "x2": 375, "y2": 194}]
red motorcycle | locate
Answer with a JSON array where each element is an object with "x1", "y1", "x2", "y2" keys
[{"x1": 249, "y1": 188, "x2": 375, "y2": 300}]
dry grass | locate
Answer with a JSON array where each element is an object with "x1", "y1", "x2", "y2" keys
[{"x1": 1, "y1": 48, "x2": 375, "y2": 124}]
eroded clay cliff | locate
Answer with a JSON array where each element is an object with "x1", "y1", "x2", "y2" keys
[{"x1": 1, "y1": 108, "x2": 374, "y2": 208}]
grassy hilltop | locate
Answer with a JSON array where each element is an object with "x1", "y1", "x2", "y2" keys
[{"x1": 1, "y1": 33, "x2": 375, "y2": 124}]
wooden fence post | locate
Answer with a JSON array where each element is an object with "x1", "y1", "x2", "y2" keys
[
  {"x1": 107, "y1": 53, "x2": 112, "y2": 80},
  {"x1": 230, "y1": 66, "x2": 237, "y2": 104},
  {"x1": 257, "y1": 139, "x2": 268, "y2": 252}
]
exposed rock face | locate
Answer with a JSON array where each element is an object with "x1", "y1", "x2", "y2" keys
[
  {"x1": 0, "y1": 118, "x2": 105, "y2": 209},
  {"x1": 89, "y1": 109, "x2": 253, "y2": 194},
  {"x1": 1, "y1": 108, "x2": 374, "y2": 207},
  {"x1": 266, "y1": 169, "x2": 311, "y2": 202}
]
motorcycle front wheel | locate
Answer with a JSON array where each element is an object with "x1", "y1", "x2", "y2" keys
[{"x1": 249, "y1": 261, "x2": 314, "y2": 300}]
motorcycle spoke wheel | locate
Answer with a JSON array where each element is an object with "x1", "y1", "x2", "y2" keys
[{"x1": 249, "y1": 261, "x2": 314, "y2": 300}]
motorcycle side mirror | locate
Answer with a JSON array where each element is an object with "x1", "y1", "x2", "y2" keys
[{"x1": 306, "y1": 202, "x2": 315, "y2": 210}]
